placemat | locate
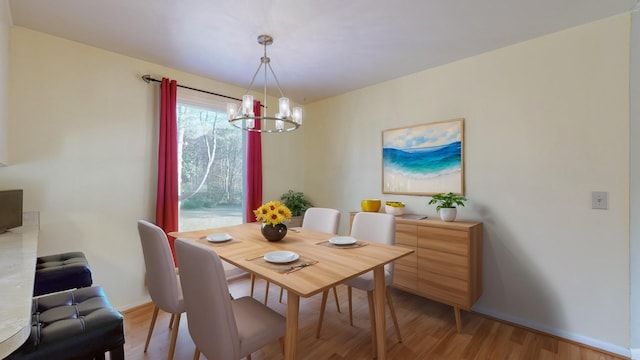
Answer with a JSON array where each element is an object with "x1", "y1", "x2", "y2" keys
[
  {"x1": 197, "y1": 238, "x2": 241, "y2": 247},
  {"x1": 247, "y1": 254, "x2": 318, "y2": 274},
  {"x1": 315, "y1": 240, "x2": 368, "y2": 249}
]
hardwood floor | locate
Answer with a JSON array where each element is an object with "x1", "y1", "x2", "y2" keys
[{"x1": 121, "y1": 275, "x2": 627, "y2": 360}]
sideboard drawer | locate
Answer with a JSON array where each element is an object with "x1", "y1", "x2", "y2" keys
[
  {"x1": 394, "y1": 263, "x2": 417, "y2": 290},
  {"x1": 396, "y1": 223, "x2": 417, "y2": 247},
  {"x1": 418, "y1": 227, "x2": 469, "y2": 256},
  {"x1": 395, "y1": 244, "x2": 417, "y2": 267},
  {"x1": 417, "y1": 248, "x2": 468, "y2": 281},
  {"x1": 418, "y1": 270, "x2": 469, "y2": 308}
]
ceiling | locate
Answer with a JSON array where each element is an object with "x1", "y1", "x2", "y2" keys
[{"x1": 7, "y1": 0, "x2": 638, "y2": 104}]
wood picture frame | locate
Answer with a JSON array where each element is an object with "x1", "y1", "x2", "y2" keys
[{"x1": 382, "y1": 118, "x2": 465, "y2": 195}]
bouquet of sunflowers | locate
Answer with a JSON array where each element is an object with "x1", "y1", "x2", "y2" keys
[{"x1": 254, "y1": 200, "x2": 292, "y2": 226}]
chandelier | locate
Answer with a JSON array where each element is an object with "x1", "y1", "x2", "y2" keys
[{"x1": 227, "y1": 35, "x2": 302, "y2": 133}]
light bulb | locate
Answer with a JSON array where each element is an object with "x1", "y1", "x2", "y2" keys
[
  {"x1": 292, "y1": 107, "x2": 303, "y2": 125},
  {"x1": 279, "y1": 97, "x2": 290, "y2": 117},
  {"x1": 242, "y1": 95, "x2": 254, "y2": 115},
  {"x1": 226, "y1": 103, "x2": 238, "y2": 120}
]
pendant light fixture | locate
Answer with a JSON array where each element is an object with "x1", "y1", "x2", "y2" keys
[{"x1": 227, "y1": 35, "x2": 302, "y2": 133}]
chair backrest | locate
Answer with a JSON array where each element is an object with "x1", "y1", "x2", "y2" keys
[
  {"x1": 302, "y1": 207, "x2": 341, "y2": 234},
  {"x1": 351, "y1": 212, "x2": 396, "y2": 274},
  {"x1": 137, "y1": 220, "x2": 183, "y2": 313},
  {"x1": 174, "y1": 238, "x2": 240, "y2": 360}
]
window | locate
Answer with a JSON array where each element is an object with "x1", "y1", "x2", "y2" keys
[{"x1": 176, "y1": 91, "x2": 244, "y2": 231}]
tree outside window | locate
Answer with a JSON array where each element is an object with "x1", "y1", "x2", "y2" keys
[{"x1": 177, "y1": 104, "x2": 243, "y2": 231}]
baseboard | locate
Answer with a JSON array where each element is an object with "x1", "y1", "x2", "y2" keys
[
  {"x1": 473, "y1": 305, "x2": 631, "y2": 358},
  {"x1": 119, "y1": 300, "x2": 154, "y2": 314}
]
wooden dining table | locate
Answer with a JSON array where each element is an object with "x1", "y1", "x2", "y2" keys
[{"x1": 169, "y1": 222, "x2": 413, "y2": 360}]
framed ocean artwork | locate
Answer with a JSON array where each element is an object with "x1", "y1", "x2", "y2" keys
[{"x1": 382, "y1": 118, "x2": 465, "y2": 195}]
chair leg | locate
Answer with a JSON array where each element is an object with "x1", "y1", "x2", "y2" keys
[
  {"x1": 144, "y1": 305, "x2": 160, "y2": 352},
  {"x1": 316, "y1": 289, "x2": 330, "y2": 338},
  {"x1": 168, "y1": 312, "x2": 181, "y2": 360},
  {"x1": 332, "y1": 286, "x2": 341, "y2": 313},
  {"x1": 250, "y1": 274, "x2": 256, "y2": 297},
  {"x1": 264, "y1": 281, "x2": 270, "y2": 305},
  {"x1": 386, "y1": 289, "x2": 402, "y2": 343},
  {"x1": 251, "y1": 274, "x2": 271, "y2": 304},
  {"x1": 169, "y1": 313, "x2": 175, "y2": 329},
  {"x1": 193, "y1": 348, "x2": 200, "y2": 360},
  {"x1": 279, "y1": 287, "x2": 285, "y2": 303},
  {"x1": 348, "y1": 286, "x2": 354, "y2": 326},
  {"x1": 366, "y1": 291, "x2": 377, "y2": 358},
  {"x1": 246, "y1": 355, "x2": 252, "y2": 360}
]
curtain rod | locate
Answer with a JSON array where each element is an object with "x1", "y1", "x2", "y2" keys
[{"x1": 141, "y1": 74, "x2": 243, "y2": 103}]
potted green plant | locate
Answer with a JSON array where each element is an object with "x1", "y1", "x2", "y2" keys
[
  {"x1": 428, "y1": 192, "x2": 467, "y2": 222},
  {"x1": 280, "y1": 190, "x2": 313, "y2": 226}
]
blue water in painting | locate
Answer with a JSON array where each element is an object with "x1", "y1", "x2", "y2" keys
[{"x1": 383, "y1": 141, "x2": 461, "y2": 179}]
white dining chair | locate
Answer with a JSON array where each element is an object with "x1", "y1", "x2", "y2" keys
[
  {"x1": 278, "y1": 207, "x2": 342, "y2": 305},
  {"x1": 250, "y1": 207, "x2": 342, "y2": 307},
  {"x1": 137, "y1": 220, "x2": 185, "y2": 360},
  {"x1": 315, "y1": 212, "x2": 402, "y2": 353},
  {"x1": 174, "y1": 238, "x2": 286, "y2": 360},
  {"x1": 301, "y1": 207, "x2": 341, "y2": 234}
]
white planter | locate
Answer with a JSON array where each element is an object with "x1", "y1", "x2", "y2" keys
[
  {"x1": 286, "y1": 216, "x2": 303, "y2": 227},
  {"x1": 385, "y1": 205, "x2": 404, "y2": 216},
  {"x1": 439, "y1": 208, "x2": 457, "y2": 222}
]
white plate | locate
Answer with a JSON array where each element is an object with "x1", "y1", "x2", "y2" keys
[
  {"x1": 329, "y1": 236, "x2": 357, "y2": 245},
  {"x1": 206, "y1": 233, "x2": 233, "y2": 243},
  {"x1": 263, "y1": 251, "x2": 299, "y2": 264}
]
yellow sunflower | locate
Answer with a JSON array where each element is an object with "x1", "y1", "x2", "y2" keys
[{"x1": 254, "y1": 200, "x2": 292, "y2": 226}]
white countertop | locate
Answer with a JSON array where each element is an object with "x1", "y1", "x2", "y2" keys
[{"x1": 0, "y1": 212, "x2": 39, "y2": 358}]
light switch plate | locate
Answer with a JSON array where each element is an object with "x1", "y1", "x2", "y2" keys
[{"x1": 592, "y1": 191, "x2": 608, "y2": 209}]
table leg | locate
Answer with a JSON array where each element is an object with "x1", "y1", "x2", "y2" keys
[
  {"x1": 285, "y1": 291, "x2": 300, "y2": 360},
  {"x1": 373, "y1": 265, "x2": 387, "y2": 360}
]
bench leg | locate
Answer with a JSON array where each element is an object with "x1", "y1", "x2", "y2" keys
[{"x1": 109, "y1": 345, "x2": 125, "y2": 360}]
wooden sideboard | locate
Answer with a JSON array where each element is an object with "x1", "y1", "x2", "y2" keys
[{"x1": 350, "y1": 213, "x2": 483, "y2": 332}]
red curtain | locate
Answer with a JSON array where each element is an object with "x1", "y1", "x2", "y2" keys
[
  {"x1": 156, "y1": 78, "x2": 179, "y2": 264},
  {"x1": 245, "y1": 100, "x2": 263, "y2": 222}
]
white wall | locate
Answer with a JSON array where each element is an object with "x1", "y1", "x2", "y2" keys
[
  {"x1": 0, "y1": 0, "x2": 10, "y2": 166},
  {"x1": 630, "y1": 4, "x2": 640, "y2": 359},
  {"x1": 304, "y1": 14, "x2": 631, "y2": 355},
  {"x1": 3, "y1": 27, "x2": 304, "y2": 309}
]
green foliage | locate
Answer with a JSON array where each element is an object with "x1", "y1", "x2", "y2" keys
[
  {"x1": 428, "y1": 192, "x2": 467, "y2": 212},
  {"x1": 178, "y1": 104, "x2": 243, "y2": 207},
  {"x1": 280, "y1": 190, "x2": 313, "y2": 216},
  {"x1": 180, "y1": 193, "x2": 215, "y2": 209},
  {"x1": 180, "y1": 189, "x2": 242, "y2": 210}
]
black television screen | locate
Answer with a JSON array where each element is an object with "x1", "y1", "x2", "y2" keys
[{"x1": 0, "y1": 189, "x2": 23, "y2": 233}]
